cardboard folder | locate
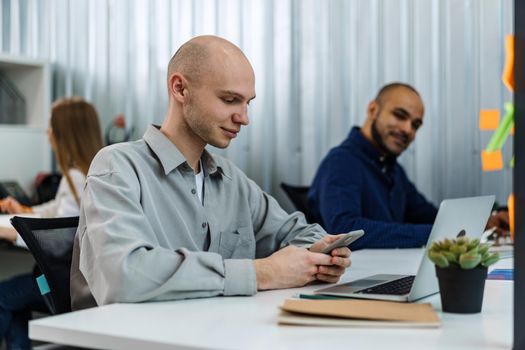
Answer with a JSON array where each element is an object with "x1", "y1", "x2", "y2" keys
[{"x1": 278, "y1": 299, "x2": 441, "y2": 328}]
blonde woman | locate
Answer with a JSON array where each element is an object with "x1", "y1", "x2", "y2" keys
[{"x1": 0, "y1": 97, "x2": 103, "y2": 350}]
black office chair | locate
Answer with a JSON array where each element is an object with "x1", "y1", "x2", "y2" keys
[
  {"x1": 11, "y1": 216, "x2": 79, "y2": 315},
  {"x1": 280, "y1": 183, "x2": 316, "y2": 224},
  {"x1": 34, "y1": 172, "x2": 62, "y2": 204}
]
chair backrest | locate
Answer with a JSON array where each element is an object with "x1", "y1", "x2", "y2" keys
[
  {"x1": 280, "y1": 183, "x2": 316, "y2": 224},
  {"x1": 34, "y1": 172, "x2": 62, "y2": 204},
  {"x1": 11, "y1": 216, "x2": 79, "y2": 314}
]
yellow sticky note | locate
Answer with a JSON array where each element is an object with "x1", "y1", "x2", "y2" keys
[
  {"x1": 479, "y1": 110, "x2": 500, "y2": 130},
  {"x1": 510, "y1": 126, "x2": 514, "y2": 136},
  {"x1": 481, "y1": 150, "x2": 504, "y2": 171}
]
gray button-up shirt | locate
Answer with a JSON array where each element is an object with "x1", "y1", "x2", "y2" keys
[{"x1": 70, "y1": 125, "x2": 326, "y2": 310}]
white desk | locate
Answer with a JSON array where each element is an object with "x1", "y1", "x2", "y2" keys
[
  {"x1": 0, "y1": 213, "x2": 41, "y2": 248},
  {"x1": 29, "y1": 249, "x2": 513, "y2": 350}
]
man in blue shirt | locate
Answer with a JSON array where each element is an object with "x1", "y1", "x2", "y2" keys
[
  {"x1": 309, "y1": 83, "x2": 509, "y2": 249},
  {"x1": 309, "y1": 83, "x2": 435, "y2": 249}
]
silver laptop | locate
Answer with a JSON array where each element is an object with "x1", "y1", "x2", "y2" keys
[{"x1": 314, "y1": 195, "x2": 495, "y2": 302}]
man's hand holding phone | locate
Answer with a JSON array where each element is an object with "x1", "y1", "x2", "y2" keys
[
  {"x1": 309, "y1": 230, "x2": 364, "y2": 283},
  {"x1": 254, "y1": 231, "x2": 362, "y2": 290}
]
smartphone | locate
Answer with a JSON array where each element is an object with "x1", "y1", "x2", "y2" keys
[{"x1": 321, "y1": 229, "x2": 364, "y2": 254}]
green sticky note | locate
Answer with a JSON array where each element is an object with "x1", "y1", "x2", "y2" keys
[{"x1": 486, "y1": 103, "x2": 514, "y2": 152}]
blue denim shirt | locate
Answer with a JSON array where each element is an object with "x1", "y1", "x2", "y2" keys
[{"x1": 308, "y1": 127, "x2": 438, "y2": 249}]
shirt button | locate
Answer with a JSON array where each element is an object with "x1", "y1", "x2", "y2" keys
[
  {"x1": 202, "y1": 222, "x2": 207, "y2": 228},
  {"x1": 191, "y1": 189, "x2": 196, "y2": 194}
]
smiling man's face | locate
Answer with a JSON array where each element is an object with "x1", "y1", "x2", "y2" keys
[
  {"x1": 182, "y1": 49, "x2": 256, "y2": 149},
  {"x1": 368, "y1": 87, "x2": 424, "y2": 157}
]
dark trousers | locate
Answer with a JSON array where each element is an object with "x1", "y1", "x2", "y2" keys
[{"x1": 0, "y1": 273, "x2": 47, "y2": 350}]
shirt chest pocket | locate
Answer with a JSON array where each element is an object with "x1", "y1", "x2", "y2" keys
[{"x1": 219, "y1": 226, "x2": 255, "y2": 259}]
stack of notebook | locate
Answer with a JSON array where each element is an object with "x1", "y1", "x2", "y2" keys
[{"x1": 278, "y1": 299, "x2": 441, "y2": 328}]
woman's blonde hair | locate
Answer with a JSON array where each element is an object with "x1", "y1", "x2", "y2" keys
[{"x1": 50, "y1": 97, "x2": 103, "y2": 206}]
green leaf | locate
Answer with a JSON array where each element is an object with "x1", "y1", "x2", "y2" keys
[
  {"x1": 430, "y1": 242, "x2": 441, "y2": 252},
  {"x1": 481, "y1": 252, "x2": 500, "y2": 267},
  {"x1": 442, "y1": 251, "x2": 457, "y2": 264},
  {"x1": 466, "y1": 246, "x2": 479, "y2": 255},
  {"x1": 467, "y1": 238, "x2": 480, "y2": 250},
  {"x1": 450, "y1": 244, "x2": 467, "y2": 256},
  {"x1": 479, "y1": 244, "x2": 490, "y2": 255},
  {"x1": 456, "y1": 237, "x2": 468, "y2": 245},
  {"x1": 459, "y1": 253, "x2": 482, "y2": 269},
  {"x1": 429, "y1": 251, "x2": 449, "y2": 268}
]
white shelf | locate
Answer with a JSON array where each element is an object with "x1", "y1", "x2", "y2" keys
[
  {"x1": 0, "y1": 54, "x2": 51, "y2": 127},
  {"x1": 0, "y1": 124, "x2": 45, "y2": 131},
  {"x1": 0, "y1": 55, "x2": 51, "y2": 195}
]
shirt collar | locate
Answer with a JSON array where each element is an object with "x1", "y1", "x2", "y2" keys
[
  {"x1": 344, "y1": 126, "x2": 397, "y2": 167},
  {"x1": 143, "y1": 125, "x2": 230, "y2": 178},
  {"x1": 202, "y1": 148, "x2": 231, "y2": 179}
]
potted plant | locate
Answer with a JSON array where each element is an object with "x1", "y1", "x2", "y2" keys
[{"x1": 427, "y1": 236, "x2": 500, "y2": 313}]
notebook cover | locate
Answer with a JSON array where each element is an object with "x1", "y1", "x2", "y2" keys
[
  {"x1": 280, "y1": 299, "x2": 440, "y2": 325},
  {"x1": 278, "y1": 311, "x2": 440, "y2": 328}
]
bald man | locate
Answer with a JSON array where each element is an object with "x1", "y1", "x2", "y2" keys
[
  {"x1": 70, "y1": 36, "x2": 351, "y2": 310},
  {"x1": 309, "y1": 83, "x2": 437, "y2": 249},
  {"x1": 309, "y1": 83, "x2": 509, "y2": 249}
]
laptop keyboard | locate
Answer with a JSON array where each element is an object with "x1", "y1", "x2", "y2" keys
[{"x1": 358, "y1": 276, "x2": 415, "y2": 295}]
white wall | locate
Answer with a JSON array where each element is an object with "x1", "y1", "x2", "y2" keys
[{"x1": 0, "y1": 0, "x2": 514, "y2": 208}]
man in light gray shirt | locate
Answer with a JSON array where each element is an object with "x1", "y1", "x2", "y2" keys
[{"x1": 70, "y1": 35, "x2": 351, "y2": 310}]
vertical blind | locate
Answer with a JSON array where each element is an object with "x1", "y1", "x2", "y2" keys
[{"x1": 0, "y1": 0, "x2": 514, "y2": 209}]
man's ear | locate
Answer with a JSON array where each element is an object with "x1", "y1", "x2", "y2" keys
[
  {"x1": 169, "y1": 73, "x2": 188, "y2": 103},
  {"x1": 367, "y1": 101, "x2": 379, "y2": 120}
]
